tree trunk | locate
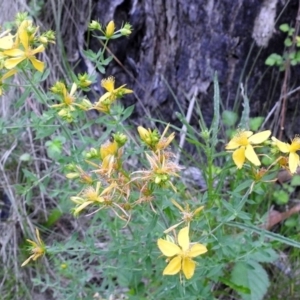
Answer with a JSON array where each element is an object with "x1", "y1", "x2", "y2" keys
[{"x1": 84, "y1": 0, "x2": 296, "y2": 132}]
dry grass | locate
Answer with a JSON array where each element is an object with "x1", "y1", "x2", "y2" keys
[{"x1": 0, "y1": 1, "x2": 96, "y2": 299}]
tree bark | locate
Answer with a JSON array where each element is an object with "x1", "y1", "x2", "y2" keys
[{"x1": 86, "y1": 0, "x2": 298, "y2": 130}]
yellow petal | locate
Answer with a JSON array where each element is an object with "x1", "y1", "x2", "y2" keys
[
  {"x1": 245, "y1": 145, "x2": 261, "y2": 166},
  {"x1": 244, "y1": 131, "x2": 253, "y2": 137},
  {"x1": 70, "y1": 83, "x2": 77, "y2": 96},
  {"x1": 3, "y1": 48, "x2": 24, "y2": 56},
  {"x1": 248, "y1": 130, "x2": 271, "y2": 144},
  {"x1": 290, "y1": 137, "x2": 300, "y2": 152},
  {"x1": 0, "y1": 34, "x2": 14, "y2": 49},
  {"x1": 74, "y1": 201, "x2": 93, "y2": 214},
  {"x1": 182, "y1": 257, "x2": 196, "y2": 279},
  {"x1": 26, "y1": 239, "x2": 37, "y2": 246},
  {"x1": 70, "y1": 196, "x2": 84, "y2": 204},
  {"x1": 19, "y1": 28, "x2": 29, "y2": 49},
  {"x1": 99, "y1": 92, "x2": 112, "y2": 103},
  {"x1": 272, "y1": 137, "x2": 290, "y2": 153},
  {"x1": 21, "y1": 254, "x2": 35, "y2": 267},
  {"x1": 101, "y1": 76, "x2": 115, "y2": 92},
  {"x1": 163, "y1": 255, "x2": 182, "y2": 275},
  {"x1": 189, "y1": 243, "x2": 208, "y2": 257},
  {"x1": 100, "y1": 140, "x2": 118, "y2": 159},
  {"x1": 105, "y1": 21, "x2": 115, "y2": 37},
  {"x1": 1, "y1": 69, "x2": 17, "y2": 81},
  {"x1": 31, "y1": 44, "x2": 45, "y2": 55},
  {"x1": 120, "y1": 88, "x2": 133, "y2": 94},
  {"x1": 163, "y1": 222, "x2": 183, "y2": 234},
  {"x1": 289, "y1": 152, "x2": 299, "y2": 174},
  {"x1": 232, "y1": 147, "x2": 245, "y2": 169},
  {"x1": 137, "y1": 126, "x2": 150, "y2": 141},
  {"x1": 193, "y1": 205, "x2": 204, "y2": 215},
  {"x1": 178, "y1": 226, "x2": 189, "y2": 251},
  {"x1": 35, "y1": 228, "x2": 42, "y2": 245},
  {"x1": 225, "y1": 138, "x2": 241, "y2": 150},
  {"x1": 29, "y1": 57, "x2": 44, "y2": 72},
  {"x1": 4, "y1": 57, "x2": 25, "y2": 69},
  {"x1": 157, "y1": 238, "x2": 181, "y2": 257},
  {"x1": 171, "y1": 199, "x2": 184, "y2": 212}
]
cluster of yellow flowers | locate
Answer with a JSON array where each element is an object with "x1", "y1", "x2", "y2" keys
[
  {"x1": 226, "y1": 130, "x2": 300, "y2": 174},
  {"x1": 49, "y1": 76, "x2": 133, "y2": 122},
  {"x1": 22, "y1": 123, "x2": 208, "y2": 282},
  {"x1": 65, "y1": 122, "x2": 209, "y2": 279},
  {"x1": 2, "y1": 15, "x2": 208, "y2": 282},
  {"x1": 67, "y1": 124, "x2": 180, "y2": 217},
  {"x1": 0, "y1": 14, "x2": 55, "y2": 95}
]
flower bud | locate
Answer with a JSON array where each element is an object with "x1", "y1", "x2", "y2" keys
[
  {"x1": 89, "y1": 20, "x2": 102, "y2": 31},
  {"x1": 66, "y1": 172, "x2": 80, "y2": 179},
  {"x1": 105, "y1": 20, "x2": 115, "y2": 38},
  {"x1": 113, "y1": 132, "x2": 127, "y2": 147},
  {"x1": 120, "y1": 23, "x2": 132, "y2": 36}
]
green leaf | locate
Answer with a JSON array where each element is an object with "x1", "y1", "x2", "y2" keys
[
  {"x1": 273, "y1": 190, "x2": 289, "y2": 205},
  {"x1": 284, "y1": 37, "x2": 292, "y2": 47},
  {"x1": 20, "y1": 153, "x2": 31, "y2": 162},
  {"x1": 284, "y1": 216, "x2": 298, "y2": 228},
  {"x1": 296, "y1": 50, "x2": 300, "y2": 61},
  {"x1": 45, "y1": 136, "x2": 66, "y2": 160},
  {"x1": 40, "y1": 68, "x2": 50, "y2": 82},
  {"x1": 265, "y1": 54, "x2": 283, "y2": 66},
  {"x1": 43, "y1": 208, "x2": 63, "y2": 227},
  {"x1": 279, "y1": 23, "x2": 290, "y2": 32},
  {"x1": 231, "y1": 179, "x2": 252, "y2": 193},
  {"x1": 22, "y1": 169, "x2": 38, "y2": 182},
  {"x1": 219, "y1": 277, "x2": 250, "y2": 294},
  {"x1": 231, "y1": 261, "x2": 269, "y2": 300},
  {"x1": 291, "y1": 175, "x2": 300, "y2": 186},
  {"x1": 249, "y1": 117, "x2": 264, "y2": 131},
  {"x1": 96, "y1": 63, "x2": 105, "y2": 74},
  {"x1": 102, "y1": 55, "x2": 113, "y2": 65},
  {"x1": 228, "y1": 221, "x2": 300, "y2": 248},
  {"x1": 291, "y1": 59, "x2": 298, "y2": 66},
  {"x1": 222, "y1": 110, "x2": 238, "y2": 127},
  {"x1": 248, "y1": 248, "x2": 278, "y2": 263},
  {"x1": 120, "y1": 105, "x2": 135, "y2": 122}
]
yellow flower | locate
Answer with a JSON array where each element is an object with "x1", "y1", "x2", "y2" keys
[
  {"x1": 4, "y1": 23, "x2": 45, "y2": 72},
  {"x1": 272, "y1": 136, "x2": 300, "y2": 173},
  {"x1": 70, "y1": 182, "x2": 106, "y2": 216},
  {"x1": 164, "y1": 199, "x2": 204, "y2": 233},
  {"x1": 131, "y1": 151, "x2": 182, "y2": 191},
  {"x1": 21, "y1": 228, "x2": 46, "y2": 267},
  {"x1": 138, "y1": 124, "x2": 175, "y2": 151},
  {"x1": 100, "y1": 138, "x2": 118, "y2": 160},
  {"x1": 98, "y1": 76, "x2": 133, "y2": 104},
  {"x1": 70, "y1": 181, "x2": 128, "y2": 220},
  {"x1": 157, "y1": 226, "x2": 207, "y2": 279},
  {"x1": 225, "y1": 130, "x2": 271, "y2": 169},
  {"x1": 156, "y1": 124, "x2": 175, "y2": 151},
  {"x1": 105, "y1": 20, "x2": 115, "y2": 38},
  {"x1": 92, "y1": 76, "x2": 132, "y2": 114},
  {"x1": 50, "y1": 82, "x2": 89, "y2": 121}
]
